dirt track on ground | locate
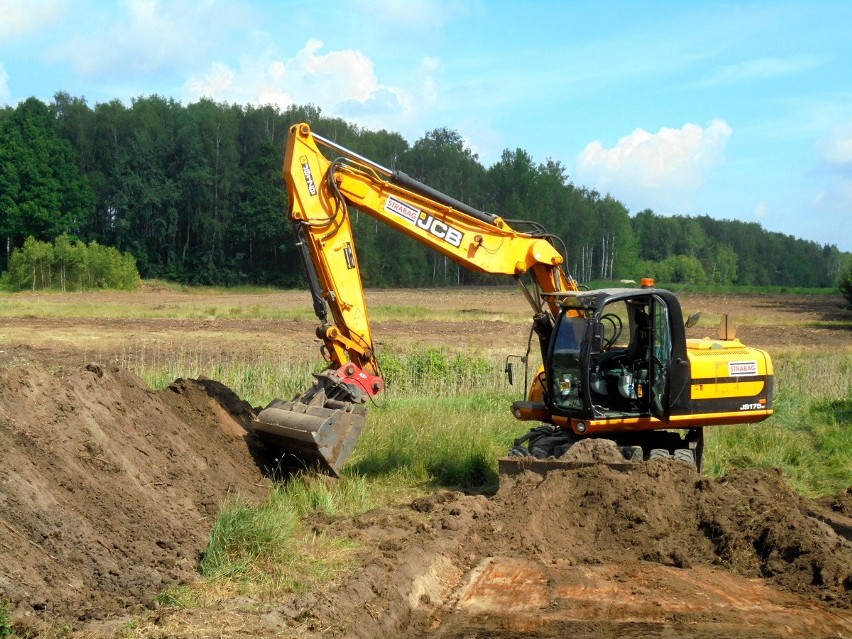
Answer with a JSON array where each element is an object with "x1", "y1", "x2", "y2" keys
[
  {"x1": 0, "y1": 290, "x2": 850, "y2": 637},
  {"x1": 1, "y1": 290, "x2": 850, "y2": 367}
]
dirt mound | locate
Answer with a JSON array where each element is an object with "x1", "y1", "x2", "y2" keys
[
  {"x1": 493, "y1": 463, "x2": 851, "y2": 605},
  {"x1": 0, "y1": 364, "x2": 268, "y2": 632},
  {"x1": 265, "y1": 467, "x2": 851, "y2": 638},
  {"x1": 558, "y1": 437, "x2": 626, "y2": 464},
  {"x1": 0, "y1": 363, "x2": 849, "y2": 637}
]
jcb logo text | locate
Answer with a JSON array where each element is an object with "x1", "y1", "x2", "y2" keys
[{"x1": 416, "y1": 214, "x2": 463, "y2": 248}]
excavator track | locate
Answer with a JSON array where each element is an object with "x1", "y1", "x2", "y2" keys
[{"x1": 501, "y1": 429, "x2": 704, "y2": 478}]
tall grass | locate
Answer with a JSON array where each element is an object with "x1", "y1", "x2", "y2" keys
[
  {"x1": 194, "y1": 475, "x2": 371, "y2": 599},
  {"x1": 704, "y1": 352, "x2": 851, "y2": 496},
  {"x1": 124, "y1": 344, "x2": 515, "y2": 408},
  {"x1": 126, "y1": 343, "x2": 850, "y2": 497},
  {"x1": 350, "y1": 393, "x2": 517, "y2": 488},
  {"x1": 121, "y1": 345, "x2": 319, "y2": 407}
]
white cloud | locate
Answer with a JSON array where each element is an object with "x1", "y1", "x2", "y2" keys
[
  {"x1": 184, "y1": 61, "x2": 237, "y2": 98},
  {"x1": 809, "y1": 123, "x2": 852, "y2": 246},
  {"x1": 0, "y1": 62, "x2": 9, "y2": 104},
  {"x1": 695, "y1": 56, "x2": 822, "y2": 88},
  {"x1": 184, "y1": 39, "x2": 381, "y2": 109},
  {"x1": 575, "y1": 120, "x2": 732, "y2": 211},
  {"x1": 48, "y1": 1, "x2": 244, "y2": 79},
  {"x1": 182, "y1": 40, "x2": 440, "y2": 138},
  {"x1": 818, "y1": 123, "x2": 852, "y2": 169},
  {"x1": 0, "y1": 0, "x2": 66, "y2": 38},
  {"x1": 295, "y1": 39, "x2": 379, "y2": 103},
  {"x1": 753, "y1": 201, "x2": 769, "y2": 219},
  {"x1": 420, "y1": 56, "x2": 440, "y2": 105}
]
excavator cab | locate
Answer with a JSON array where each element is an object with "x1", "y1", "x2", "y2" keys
[
  {"x1": 545, "y1": 288, "x2": 680, "y2": 425},
  {"x1": 509, "y1": 284, "x2": 773, "y2": 470}
]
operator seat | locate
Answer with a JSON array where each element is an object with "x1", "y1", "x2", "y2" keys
[{"x1": 626, "y1": 308, "x2": 651, "y2": 364}]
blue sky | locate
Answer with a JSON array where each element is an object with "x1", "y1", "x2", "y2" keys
[{"x1": 2, "y1": 1, "x2": 851, "y2": 251}]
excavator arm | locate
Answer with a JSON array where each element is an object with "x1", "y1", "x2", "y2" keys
[{"x1": 253, "y1": 122, "x2": 577, "y2": 475}]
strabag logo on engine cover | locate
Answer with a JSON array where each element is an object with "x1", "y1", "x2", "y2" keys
[
  {"x1": 729, "y1": 360, "x2": 758, "y2": 376},
  {"x1": 299, "y1": 156, "x2": 317, "y2": 196},
  {"x1": 384, "y1": 196, "x2": 464, "y2": 248}
]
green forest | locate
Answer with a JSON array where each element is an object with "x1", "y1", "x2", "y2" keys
[{"x1": 0, "y1": 93, "x2": 848, "y2": 290}]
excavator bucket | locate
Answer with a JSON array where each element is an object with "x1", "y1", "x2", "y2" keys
[
  {"x1": 251, "y1": 367, "x2": 373, "y2": 477},
  {"x1": 252, "y1": 398, "x2": 366, "y2": 477}
]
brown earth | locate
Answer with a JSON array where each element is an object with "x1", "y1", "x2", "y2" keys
[
  {"x1": 0, "y1": 364, "x2": 271, "y2": 635},
  {"x1": 0, "y1": 289, "x2": 850, "y2": 637},
  {"x1": 1, "y1": 290, "x2": 850, "y2": 368}
]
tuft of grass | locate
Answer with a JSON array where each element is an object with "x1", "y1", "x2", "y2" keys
[
  {"x1": 156, "y1": 584, "x2": 204, "y2": 608},
  {"x1": 350, "y1": 392, "x2": 515, "y2": 490},
  {"x1": 0, "y1": 601, "x2": 11, "y2": 639},
  {"x1": 194, "y1": 475, "x2": 372, "y2": 601}
]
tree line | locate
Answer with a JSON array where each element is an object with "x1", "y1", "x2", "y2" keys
[{"x1": 0, "y1": 93, "x2": 847, "y2": 290}]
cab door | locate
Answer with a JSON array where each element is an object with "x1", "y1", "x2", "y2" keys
[{"x1": 649, "y1": 296, "x2": 673, "y2": 422}]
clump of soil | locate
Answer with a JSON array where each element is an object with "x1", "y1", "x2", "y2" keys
[
  {"x1": 818, "y1": 486, "x2": 852, "y2": 516},
  {"x1": 558, "y1": 437, "x2": 626, "y2": 464},
  {"x1": 0, "y1": 363, "x2": 269, "y2": 633}
]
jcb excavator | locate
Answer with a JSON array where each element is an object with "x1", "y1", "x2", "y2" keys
[{"x1": 252, "y1": 123, "x2": 774, "y2": 475}]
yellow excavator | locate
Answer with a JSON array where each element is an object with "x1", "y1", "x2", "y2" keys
[{"x1": 252, "y1": 123, "x2": 774, "y2": 476}]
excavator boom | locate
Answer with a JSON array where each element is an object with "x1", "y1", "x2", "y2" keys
[{"x1": 253, "y1": 123, "x2": 576, "y2": 474}]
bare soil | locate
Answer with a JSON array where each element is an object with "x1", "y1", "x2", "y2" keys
[
  {"x1": 1, "y1": 290, "x2": 850, "y2": 368},
  {"x1": 0, "y1": 289, "x2": 850, "y2": 637},
  {"x1": 0, "y1": 364, "x2": 271, "y2": 635}
]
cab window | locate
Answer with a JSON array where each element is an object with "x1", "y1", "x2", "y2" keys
[
  {"x1": 587, "y1": 298, "x2": 651, "y2": 416},
  {"x1": 550, "y1": 312, "x2": 585, "y2": 411}
]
